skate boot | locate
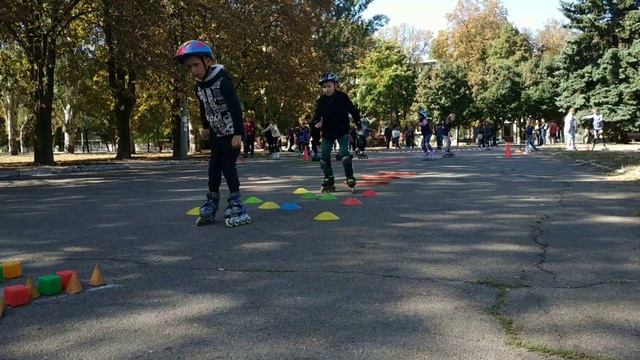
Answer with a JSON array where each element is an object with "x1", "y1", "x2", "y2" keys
[
  {"x1": 346, "y1": 176, "x2": 357, "y2": 193},
  {"x1": 320, "y1": 176, "x2": 336, "y2": 193},
  {"x1": 196, "y1": 192, "x2": 220, "y2": 226},
  {"x1": 224, "y1": 192, "x2": 252, "y2": 228},
  {"x1": 421, "y1": 150, "x2": 436, "y2": 161}
]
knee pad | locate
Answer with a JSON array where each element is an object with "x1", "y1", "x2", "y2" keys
[
  {"x1": 320, "y1": 159, "x2": 331, "y2": 171},
  {"x1": 342, "y1": 155, "x2": 352, "y2": 168}
]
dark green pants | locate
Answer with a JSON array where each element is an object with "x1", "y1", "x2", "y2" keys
[{"x1": 320, "y1": 135, "x2": 353, "y2": 179}]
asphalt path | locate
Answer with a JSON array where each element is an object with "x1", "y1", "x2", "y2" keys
[{"x1": 0, "y1": 147, "x2": 638, "y2": 359}]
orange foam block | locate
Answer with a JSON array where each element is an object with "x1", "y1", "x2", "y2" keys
[
  {"x1": 56, "y1": 270, "x2": 79, "y2": 290},
  {"x1": 4, "y1": 284, "x2": 30, "y2": 307},
  {"x1": 2, "y1": 261, "x2": 22, "y2": 279}
]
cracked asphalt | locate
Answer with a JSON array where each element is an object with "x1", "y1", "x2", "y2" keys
[{"x1": 0, "y1": 148, "x2": 638, "y2": 359}]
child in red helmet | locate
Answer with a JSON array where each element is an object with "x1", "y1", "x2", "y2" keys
[{"x1": 175, "y1": 40, "x2": 250, "y2": 227}]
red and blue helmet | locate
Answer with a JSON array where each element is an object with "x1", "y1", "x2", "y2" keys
[
  {"x1": 175, "y1": 40, "x2": 214, "y2": 63},
  {"x1": 319, "y1": 72, "x2": 339, "y2": 85}
]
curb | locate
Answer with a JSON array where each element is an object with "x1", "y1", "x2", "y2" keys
[{"x1": 0, "y1": 160, "x2": 201, "y2": 181}]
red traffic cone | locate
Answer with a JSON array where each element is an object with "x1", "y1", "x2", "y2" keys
[
  {"x1": 505, "y1": 142, "x2": 512, "y2": 159},
  {"x1": 303, "y1": 147, "x2": 310, "y2": 161}
]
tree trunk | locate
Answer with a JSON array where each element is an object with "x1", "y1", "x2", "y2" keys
[
  {"x1": 30, "y1": 36, "x2": 56, "y2": 165},
  {"x1": 62, "y1": 104, "x2": 77, "y2": 153},
  {"x1": 3, "y1": 94, "x2": 20, "y2": 155},
  {"x1": 103, "y1": 0, "x2": 136, "y2": 160},
  {"x1": 20, "y1": 114, "x2": 31, "y2": 154},
  {"x1": 171, "y1": 84, "x2": 183, "y2": 158},
  {"x1": 130, "y1": 130, "x2": 136, "y2": 155}
]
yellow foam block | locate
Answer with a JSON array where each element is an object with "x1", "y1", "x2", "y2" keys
[{"x1": 3, "y1": 261, "x2": 22, "y2": 279}]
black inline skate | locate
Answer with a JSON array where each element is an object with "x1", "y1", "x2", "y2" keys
[
  {"x1": 224, "y1": 192, "x2": 252, "y2": 228},
  {"x1": 320, "y1": 176, "x2": 336, "y2": 193},
  {"x1": 196, "y1": 192, "x2": 220, "y2": 226}
]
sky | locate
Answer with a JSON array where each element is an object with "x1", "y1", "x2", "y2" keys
[{"x1": 363, "y1": 0, "x2": 565, "y2": 34}]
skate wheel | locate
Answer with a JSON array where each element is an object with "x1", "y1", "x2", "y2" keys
[{"x1": 225, "y1": 218, "x2": 233, "y2": 227}]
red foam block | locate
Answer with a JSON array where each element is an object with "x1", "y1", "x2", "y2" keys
[
  {"x1": 56, "y1": 270, "x2": 79, "y2": 290},
  {"x1": 4, "y1": 284, "x2": 30, "y2": 307}
]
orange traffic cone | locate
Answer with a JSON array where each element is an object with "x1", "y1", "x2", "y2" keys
[
  {"x1": 303, "y1": 147, "x2": 309, "y2": 161},
  {"x1": 25, "y1": 276, "x2": 40, "y2": 299},
  {"x1": 66, "y1": 273, "x2": 83, "y2": 294},
  {"x1": 89, "y1": 264, "x2": 105, "y2": 286},
  {"x1": 505, "y1": 142, "x2": 512, "y2": 159}
]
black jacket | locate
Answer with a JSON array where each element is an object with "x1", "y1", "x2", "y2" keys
[
  {"x1": 311, "y1": 90, "x2": 361, "y2": 141},
  {"x1": 196, "y1": 65, "x2": 243, "y2": 138}
]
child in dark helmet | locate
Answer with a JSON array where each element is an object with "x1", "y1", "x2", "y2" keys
[
  {"x1": 312, "y1": 72, "x2": 361, "y2": 192},
  {"x1": 175, "y1": 40, "x2": 250, "y2": 227}
]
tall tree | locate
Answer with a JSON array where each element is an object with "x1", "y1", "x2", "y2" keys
[
  {"x1": 557, "y1": 0, "x2": 640, "y2": 139},
  {"x1": 355, "y1": 40, "x2": 417, "y2": 126},
  {"x1": 377, "y1": 23, "x2": 433, "y2": 63},
  {"x1": 413, "y1": 61, "x2": 475, "y2": 125},
  {"x1": 98, "y1": 0, "x2": 166, "y2": 159},
  {"x1": 314, "y1": 0, "x2": 388, "y2": 89},
  {"x1": 444, "y1": 0, "x2": 509, "y2": 85},
  {"x1": 0, "y1": 0, "x2": 91, "y2": 164},
  {"x1": 0, "y1": 42, "x2": 30, "y2": 155}
]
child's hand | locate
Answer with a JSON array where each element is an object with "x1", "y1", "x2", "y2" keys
[
  {"x1": 231, "y1": 135, "x2": 242, "y2": 149},
  {"x1": 315, "y1": 121, "x2": 322, "y2": 129}
]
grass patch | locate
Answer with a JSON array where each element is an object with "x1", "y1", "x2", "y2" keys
[
  {"x1": 477, "y1": 280, "x2": 618, "y2": 360},
  {"x1": 546, "y1": 147, "x2": 640, "y2": 181}
]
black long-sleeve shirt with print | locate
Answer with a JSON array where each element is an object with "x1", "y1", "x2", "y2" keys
[{"x1": 196, "y1": 65, "x2": 243, "y2": 137}]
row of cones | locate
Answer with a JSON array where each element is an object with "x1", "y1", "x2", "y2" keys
[{"x1": 1, "y1": 264, "x2": 105, "y2": 319}]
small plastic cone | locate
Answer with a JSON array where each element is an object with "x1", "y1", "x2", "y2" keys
[
  {"x1": 314, "y1": 211, "x2": 340, "y2": 221},
  {"x1": 342, "y1": 198, "x2": 362, "y2": 206},
  {"x1": 303, "y1": 147, "x2": 309, "y2": 161},
  {"x1": 293, "y1": 188, "x2": 309, "y2": 195},
  {"x1": 379, "y1": 171, "x2": 416, "y2": 177},
  {"x1": 318, "y1": 193, "x2": 337, "y2": 201},
  {"x1": 362, "y1": 189, "x2": 378, "y2": 197},
  {"x1": 186, "y1": 207, "x2": 200, "y2": 216},
  {"x1": 89, "y1": 264, "x2": 105, "y2": 286},
  {"x1": 505, "y1": 143, "x2": 512, "y2": 159},
  {"x1": 65, "y1": 273, "x2": 83, "y2": 294},
  {"x1": 244, "y1": 196, "x2": 263, "y2": 205},
  {"x1": 280, "y1": 202, "x2": 302, "y2": 211},
  {"x1": 259, "y1": 201, "x2": 280, "y2": 210},
  {"x1": 25, "y1": 276, "x2": 40, "y2": 299}
]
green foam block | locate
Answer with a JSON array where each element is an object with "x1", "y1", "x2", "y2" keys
[{"x1": 38, "y1": 274, "x2": 62, "y2": 296}]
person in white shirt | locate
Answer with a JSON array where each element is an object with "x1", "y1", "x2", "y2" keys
[
  {"x1": 564, "y1": 107, "x2": 577, "y2": 151},
  {"x1": 392, "y1": 128, "x2": 401, "y2": 149},
  {"x1": 583, "y1": 108, "x2": 608, "y2": 151}
]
